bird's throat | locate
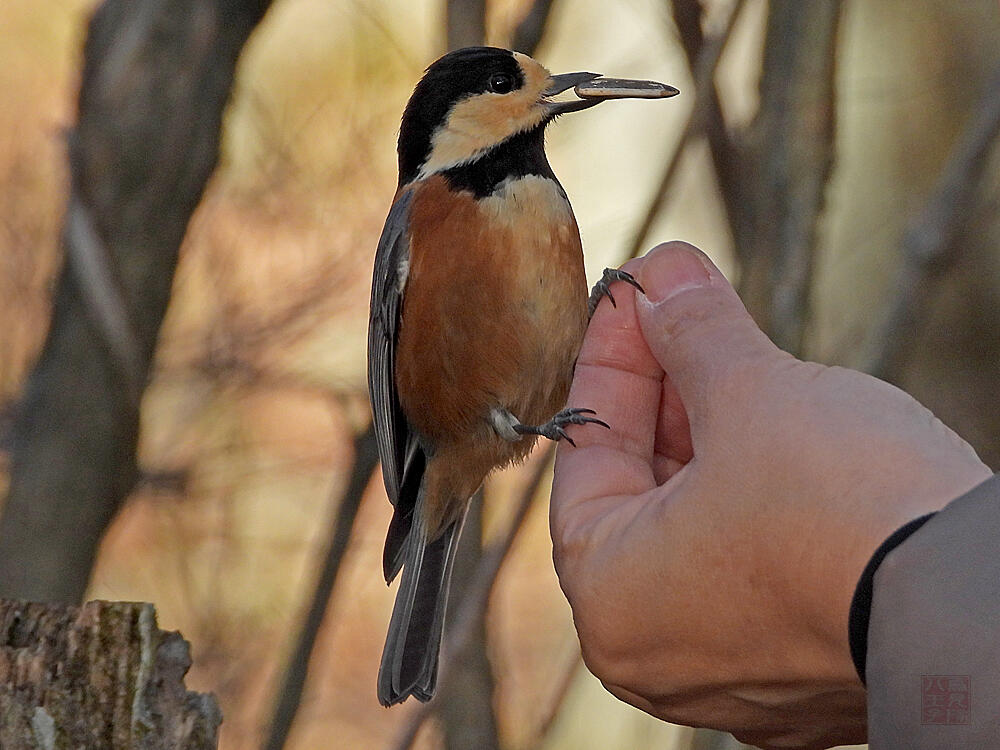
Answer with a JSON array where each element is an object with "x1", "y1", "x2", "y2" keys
[{"x1": 441, "y1": 125, "x2": 557, "y2": 199}]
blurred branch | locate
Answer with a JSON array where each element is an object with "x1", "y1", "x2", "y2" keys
[
  {"x1": 64, "y1": 196, "x2": 144, "y2": 407},
  {"x1": 135, "y1": 467, "x2": 190, "y2": 496},
  {"x1": 866, "y1": 62, "x2": 1000, "y2": 380},
  {"x1": 182, "y1": 351, "x2": 344, "y2": 405},
  {"x1": 0, "y1": 0, "x2": 273, "y2": 603},
  {"x1": 390, "y1": 445, "x2": 555, "y2": 750},
  {"x1": 652, "y1": 1, "x2": 842, "y2": 355},
  {"x1": 0, "y1": 400, "x2": 15, "y2": 453},
  {"x1": 264, "y1": 424, "x2": 379, "y2": 750},
  {"x1": 208, "y1": 282, "x2": 344, "y2": 357},
  {"x1": 0, "y1": 599, "x2": 220, "y2": 749},
  {"x1": 511, "y1": 0, "x2": 556, "y2": 56},
  {"x1": 626, "y1": 0, "x2": 749, "y2": 260},
  {"x1": 436, "y1": 493, "x2": 501, "y2": 750},
  {"x1": 446, "y1": 0, "x2": 487, "y2": 51},
  {"x1": 669, "y1": 0, "x2": 704, "y2": 50},
  {"x1": 524, "y1": 651, "x2": 582, "y2": 750},
  {"x1": 668, "y1": 0, "x2": 742, "y2": 238},
  {"x1": 735, "y1": 0, "x2": 843, "y2": 354}
]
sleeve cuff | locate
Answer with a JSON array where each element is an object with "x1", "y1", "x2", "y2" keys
[{"x1": 847, "y1": 512, "x2": 937, "y2": 684}]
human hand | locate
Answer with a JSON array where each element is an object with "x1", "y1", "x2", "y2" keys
[{"x1": 550, "y1": 242, "x2": 991, "y2": 749}]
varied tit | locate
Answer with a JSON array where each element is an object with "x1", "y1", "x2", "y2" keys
[{"x1": 369, "y1": 46, "x2": 678, "y2": 706}]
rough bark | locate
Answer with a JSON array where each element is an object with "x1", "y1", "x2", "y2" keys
[
  {"x1": 0, "y1": 599, "x2": 219, "y2": 750},
  {"x1": 0, "y1": 0, "x2": 273, "y2": 603}
]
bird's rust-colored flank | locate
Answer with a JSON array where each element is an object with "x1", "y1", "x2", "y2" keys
[{"x1": 395, "y1": 175, "x2": 588, "y2": 535}]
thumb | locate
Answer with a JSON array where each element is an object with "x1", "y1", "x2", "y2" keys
[{"x1": 635, "y1": 242, "x2": 780, "y2": 420}]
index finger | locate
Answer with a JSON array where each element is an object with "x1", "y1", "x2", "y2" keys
[{"x1": 553, "y1": 258, "x2": 664, "y2": 520}]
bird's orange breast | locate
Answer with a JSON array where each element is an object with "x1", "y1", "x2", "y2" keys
[{"x1": 395, "y1": 175, "x2": 588, "y2": 476}]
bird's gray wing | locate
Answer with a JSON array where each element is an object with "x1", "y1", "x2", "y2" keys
[{"x1": 368, "y1": 188, "x2": 416, "y2": 511}]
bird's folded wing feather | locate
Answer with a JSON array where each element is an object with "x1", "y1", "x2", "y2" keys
[{"x1": 368, "y1": 188, "x2": 416, "y2": 507}]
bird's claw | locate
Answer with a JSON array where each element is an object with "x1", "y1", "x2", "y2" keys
[
  {"x1": 588, "y1": 268, "x2": 644, "y2": 317},
  {"x1": 514, "y1": 407, "x2": 610, "y2": 447}
]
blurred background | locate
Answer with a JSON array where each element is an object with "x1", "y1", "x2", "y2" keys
[{"x1": 0, "y1": 0, "x2": 998, "y2": 748}]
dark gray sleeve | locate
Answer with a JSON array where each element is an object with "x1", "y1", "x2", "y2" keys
[{"x1": 867, "y1": 474, "x2": 1000, "y2": 748}]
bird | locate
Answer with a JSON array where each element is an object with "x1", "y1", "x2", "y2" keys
[{"x1": 368, "y1": 46, "x2": 678, "y2": 706}]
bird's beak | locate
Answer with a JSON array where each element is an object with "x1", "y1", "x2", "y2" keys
[
  {"x1": 544, "y1": 72, "x2": 603, "y2": 114},
  {"x1": 544, "y1": 72, "x2": 680, "y2": 116}
]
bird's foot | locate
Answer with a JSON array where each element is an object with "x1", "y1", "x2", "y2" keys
[
  {"x1": 512, "y1": 407, "x2": 609, "y2": 448},
  {"x1": 588, "y1": 267, "x2": 644, "y2": 317}
]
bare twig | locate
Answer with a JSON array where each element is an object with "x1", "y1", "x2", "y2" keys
[
  {"x1": 202, "y1": 268, "x2": 355, "y2": 356},
  {"x1": 866, "y1": 62, "x2": 1000, "y2": 380},
  {"x1": 263, "y1": 425, "x2": 379, "y2": 750},
  {"x1": 670, "y1": 0, "x2": 704, "y2": 54},
  {"x1": 524, "y1": 650, "x2": 583, "y2": 750},
  {"x1": 389, "y1": 446, "x2": 555, "y2": 750},
  {"x1": 511, "y1": 0, "x2": 556, "y2": 55},
  {"x1": 735, "y1": 0, "x2": 843, "y2": 354},
  {"x1": 668, "y1": 0, "x2": 742, "y2": 237},
  {"x1": 626, "y1": 0, "x2": 749, "y2": 261},
  {"x1": 136, "y1": 467, "x2": 190, "y2": 495}
]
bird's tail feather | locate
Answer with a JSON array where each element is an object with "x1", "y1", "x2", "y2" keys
[{"x1": 377, "y1": 507, "x2": 464, "y2": 706}]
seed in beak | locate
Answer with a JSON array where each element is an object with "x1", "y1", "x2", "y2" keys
[{"x1": 574, "y1": 78, "x2": 680, "y2": 100}]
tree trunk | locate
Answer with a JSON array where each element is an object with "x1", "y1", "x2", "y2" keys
[
  {"x1": 0, "y1": 599, "x2": 219, "y2": 749},
  {"x1": 0, "y1": 0, "x2": 273, "y2": 603}
]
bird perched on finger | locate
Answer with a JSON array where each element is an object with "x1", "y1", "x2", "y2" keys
[{"x1": 368, "y1": 46, "x2": 678, "y2": 706}]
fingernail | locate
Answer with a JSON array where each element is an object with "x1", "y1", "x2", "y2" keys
[{"x1": 637, "y1": 244, "x2": 712, "y2": 305}]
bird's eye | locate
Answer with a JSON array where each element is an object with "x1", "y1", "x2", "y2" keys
[{"x1": 488, "y1": 72, "x2": 514, "y2": 94}]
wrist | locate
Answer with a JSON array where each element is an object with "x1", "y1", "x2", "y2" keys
[{"x1": 848, "y1": 513, "x2": 937, "y2": 683}]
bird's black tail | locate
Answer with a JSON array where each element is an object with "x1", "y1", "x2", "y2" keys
[{"x1": 377, "y1": 510, "x2": 463, "y2": 706}]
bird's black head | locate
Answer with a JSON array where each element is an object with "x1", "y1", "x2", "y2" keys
[{"x1": 396, "y1": 47, "x2": 597, "y2": 187}]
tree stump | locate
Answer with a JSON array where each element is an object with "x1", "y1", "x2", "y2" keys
[{"x1": 0, "y1": 599, "x2": 219, "y2": 749}]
